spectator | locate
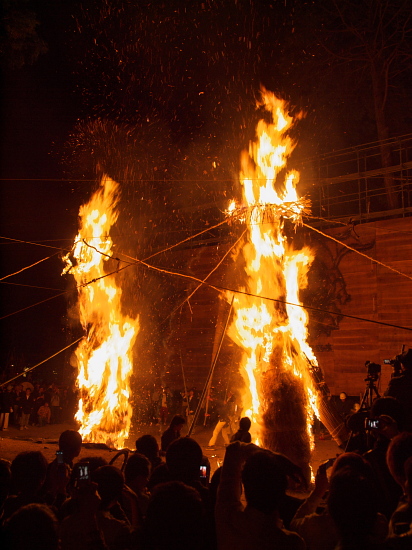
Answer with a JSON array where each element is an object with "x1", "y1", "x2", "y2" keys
[
  {"x1": 334, "y1": 392, "x2": 354, "y2": 421},
  {"x1": 387, "y1": 432, "x2": 412, "y2": 492},
  {"x1": 385, "y1": 348, "x2": 412, "y2": 431},
  {"x1": 161, "y1": 414, "x2": 186, "y2": 453},
  {"x1": 2, "y1": 451, "x2": 49, "y2": 521},
  {"x1": 142, "y1": 481, "x2": 206, "y2": 550},
  {"x1": 37, "y1": 402, "x2": 51, "y2": 426},
  {"x1": 123, "y1": 453, "x2": 151, "y2": 527},
  {"x1": 12, "y1": 384, "x2": 23, "y2": 426},
  {"x1": 290, "y1": 452, "x2": 388, "y2": 550},
  {"x1": 92, "y1": 465, "x2": 128, "y2": 520},
  {"x1": 215, "y1": 442, "x2": 305, "y2": 550},
  {"x1": 2, "y1": 503, "x2": 59, "y2": 550},
  {"x1": 0, "y1": 458, "x2": 12, "y2": 513},
  {"x1": 60, "y1": 464, "x2": 132, "y2": 550},
  {"x1": 388, "y1": 456, "x2": 412, "y2": 537},
  {"x1": 58, "y1": 429, "x2": 83, "y2": 467},
  {"x1": 59, "y1": 456, "x2": 108, "y2": 521},
  {"x1": 386, "y1": 432, "x2": 412, "y2": 536},
  {"x1": 135, "y1": 434, "x2": 162, "y2": 470},
  {"x1": 166, "y1": 437, "x2": 207, "y2": 486},
  {"x1": 149, "y1": 435, "x2": 213, "y2": 545},
  {"x1": 186, "y1": 388, "x2": 199, "y2": 428},
  {"x1": 207, "y1": 392, "x2": 234, "y2": 448},
  {"x1": 230, "y1": 417, "x2": 252, "y2": 443},
  {"x1": 159, "y1": 387, "x2": 170, "y2": 426},
  {"x1": 363, "y1": 397, "x2": 405, "y2": 519},
  {"x1": 170, "y1": 389, "x2": 183, "y2": 416},
  {"x1": 32, "y1": 386, "x2": 46, "y2": 426},
  {"x1": 42, "y1": 430, "x2": 82, "y2": 507},
  {"x1": 58, "y1": 481, "x2": 110, "y2": 550},
  {"x1": 50, "y1": 387, "x2": 61, "y2": 424},
  {"x1": 124, "y1": 453, "x2": 151, "y2": 496},
  {"x1": 328, "y1": 468, "x2": 387, "y2": 550},
  {"x1": 0, "y1": 385, "x2": 13, "y2": 431},
  {"x1": 18, "y1": 387, "x2": 33, "y2": 430}
]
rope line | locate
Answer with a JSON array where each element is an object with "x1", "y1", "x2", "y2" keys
[
  {"x1": 0, "y1": 252, "x2": 60, "y2": 282},
  {"x1": 160, "y1": 229, "x2": 247, "y2": 324},
  {"x1": 0, "y1": 281, "x2": 64, "y2": 291},
  {"x1": 0, "y1": 337, "x2": 84, "y2": 388},
  {"x1": 0, "y1": 235, "x2": 66, "y2": 251}
]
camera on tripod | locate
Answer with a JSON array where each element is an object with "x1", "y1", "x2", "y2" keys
[{"x1": 365, "y1": 361, "x2": 381, "y2": 381}]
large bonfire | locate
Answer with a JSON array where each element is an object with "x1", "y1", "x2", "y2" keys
[
  {"x1": 63, "y1": 176, "x2": 139, "y2": 448},
  {"x1": 227, "y1": 90, "x2": 319, "y2": 477}
]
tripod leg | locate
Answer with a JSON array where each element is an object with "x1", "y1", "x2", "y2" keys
[{"x1": 359, "y1": 389, "x2": 370, "y2": 411}]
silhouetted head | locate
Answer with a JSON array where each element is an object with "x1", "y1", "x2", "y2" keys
[
  {"x1": 166, "y1": 437, "x2": 203, "y2": 484},
  {"x1": 135, "y1": 434, "x2": 160, "y2": 466},
  {"x1": 330, "y1": 452, "x2": 373, "y2": 480},
  {"x1": 11, "y1": 452, "x2": 48, "y2": 494},
  {"x1": 239, "y1": 417, "x2": 251, "y2": 431},
  {"x1": 169, "y1": 414, "x2": 186, "y2": 430},
  {"x1": 58, "y1": 430, "x2": 82, "y2": 462},
  {"x1": 387, "y1": 431, "x2": 412, "y2": 488},
  {"x1": 3, "y1": 503, "x2": 59, "y2": 550},
  {"x1": 241, "y1": 450, "x2": 287, "y2": 514},
  {"x1": 328, "y1": 468, "x2": 379, "y2": 544},
  {"x1": 124, "y1": 453, "x2": 151, "y2": 492},
  {"x1": 144, "y1": 481, "x2": 203, "y2": 550},
  {"x1": 93, "y1": 465, "x2": 124, "y2": 508}
]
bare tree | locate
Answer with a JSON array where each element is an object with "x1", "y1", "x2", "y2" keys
[{"x1": 320, "y1": 0, "x2": 412, "y2": 208}]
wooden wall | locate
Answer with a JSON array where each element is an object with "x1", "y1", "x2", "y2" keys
[
  {"x1": 163, "y1": 217, "x2": 412, "y2": 401},
  {"x1": 311, "y1": 217, "x2": 412, "y2": 398},
  {"x1": 162, "y1": 240, "x2": 236, "y2": 392}
]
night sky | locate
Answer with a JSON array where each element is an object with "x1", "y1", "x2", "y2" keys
[{"x1": 1, "y1": 0, "x2": 411, "y2": 381}]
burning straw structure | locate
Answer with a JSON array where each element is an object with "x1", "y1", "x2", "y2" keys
[
  {"x1": 63, "y1": 177, "x2": 139, "y2": 449},
  {"x1": 226, "y1": 90, "x2": 323, "y2": 480}
]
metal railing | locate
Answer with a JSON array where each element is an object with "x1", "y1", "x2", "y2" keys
[{"x1": 297, "y1": 134, "x2": 412, "y2": 223}]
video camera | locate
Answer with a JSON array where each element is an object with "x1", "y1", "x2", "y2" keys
[{"x1": 365, "y1": 361, "x2": 381, "y2": 381}]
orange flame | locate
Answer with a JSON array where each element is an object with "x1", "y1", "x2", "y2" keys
[
  {"x1": 228, "y1": 89, "x2": 318, "y2": 446},
  {"x1": 63, "y1": 176, "x2": 139, "y2": 448}
]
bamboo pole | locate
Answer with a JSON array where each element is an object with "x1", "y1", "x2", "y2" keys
[{"x1": 187, "y1": 295, "x2": 234, "y2": 437}]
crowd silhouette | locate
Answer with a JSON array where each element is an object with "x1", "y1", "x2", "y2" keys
[
  {"x1": 0, "y1": 424, "x2": 411, "y2": 549},
  {"x1": 1, "y1": 350, "x2": 412, "y2": 548}
]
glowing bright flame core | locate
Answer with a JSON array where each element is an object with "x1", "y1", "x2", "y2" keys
[
  {"x1": 229, "y1": 90, "x2": 319, "y2": 446},
  {"x1": 63, "y1": 176, "x2": 139, "y2": 448}
]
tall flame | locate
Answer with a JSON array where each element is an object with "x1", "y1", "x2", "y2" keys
[
  {"x1": 63, "y1": 176, "x2": 139, "y2": 448},
  {"x1": 228, "y1": 90, "x2": 319, "y2": 448}
]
